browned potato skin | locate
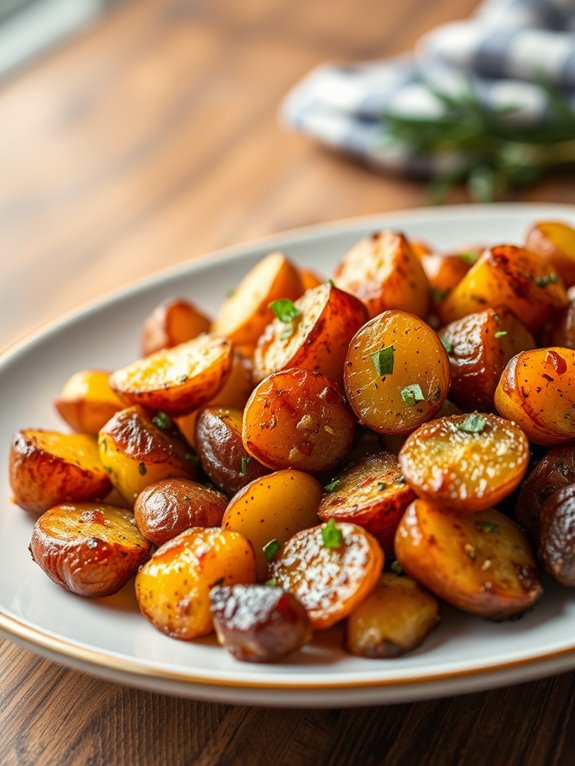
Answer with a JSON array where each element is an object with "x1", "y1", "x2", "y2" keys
[
  {"x1": 141, "y1": 298, "x2": 211, "y2": 356},
  {"x1": 318, "y1": 451, "x2": 415, "y2": 557},
  {"x1": 545, "y1": 295, "x2": 575, "y2": 349},
  {"x1": 538, "y1": 485, "x2": 575, "y2": 586},
  {"x1": 420, "y1": 249, "x2": 478, "y2": 320},
  {"x1": 134, "y1": 478, "x2": 227, "y2": 546},
  {"x1": 345, "y1": 573, "x2": 440, "y2": 658},
  {"x1": 515, "y1": 444, "x2": 575, "y2": 538},
  {"x1": 333, "y1": 231, "x2": 430, "y2": 319},
  {"x1": 195, "y1": 407, "x2": 269, "y2": 497},
  {"x1": 440, "y1": 245, "x2": 568, "y2": 332},
  {"x1": 526, "y1": 221, "x2": 575, "y2": 288},
  {"x1": 30, "y1": 503, "x2": 151, "y2": 597},
  {"x1": 439, "y1": 307, "x2": 535, "y2": 411},
  {"x1": 395, "y1": 500, "x2": 542, "y2": 619},
  {"x1": 253, "y1": 282, "x2": 368, "y2": 385},
  {"x1": 10, "y1": 430, "x2": 111, "y2": 514},
  {"x1": 399, "y1": 414, "x2": 529, "y2": 513},
  {"x1": 299, "y1": 269, "x2": 324, "y2": 291},
  {"x1": 54, "y1": 370, "x2": 123, "y2": 435},
  {"x1": 243, "y1": 368, "x2": 356, "y2": 473}
]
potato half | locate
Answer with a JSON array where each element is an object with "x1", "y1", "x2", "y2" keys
[
  {"x1": 526, "y1": 220, "x2": 575, "y2": 288},
  {"x1": 141, "y1": 297, "x2": 211, "y2": 356},
  {"x1": 54, "y1": 370, "x2": 123, "y2": 435}
]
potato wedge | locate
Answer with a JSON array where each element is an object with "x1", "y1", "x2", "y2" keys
[
  {"x1": 343, "y1": 310, "x2": 450, "y2": 435},
  {"x1": 98, "y1": 406, "x2": 197, "y2": 504},
  {"x1": 54, "y1": 370, "x2": 123, "y2": 435},
  {"x1": 318, "y1": 451, "x2": 415, "y2": 557},
  {"x1": 345, "y1": 573, "x2": 439, "y2": 658},
  {"x1": 141, "y1": 298, "x2": 211, "y2": 356},
  {"x1": 495, "y1": 348, "x2": 575, "y2": 446},
  {"x1": 30, "y1": 502, "x2": 150, "y2": 597},
  {"x1": 398, "y1": 414, "x2": 529, "y2": 513},
  {"x1": 222, "y1": 469, "x2": 322, "y2": 580},
  {"x1": 109, "y1": 334, "x2": 233, "y2": 416},
  {"x1": 253, "y1": 282, "x2": 368, "y2": 384},
  {"x1": 135, "y1": 527, "x2": 256, "y2": 640},
  {"x1": 134, "y1": 478, "x2": 227, "y2": 546},
  {"x1": 333, "y1": 231, "x2": 430, "y2": 318},
  {"x1": 439, "y1": 245, "x2": 568, "y2": 332},
  {"x1": 299, "y1": 269, "x2": 324, "y2": 291},
  {"x1": 10, "y1": 429, "x2": 111, "y2": 513},
  {"x1": 539, "y1": 485, "x2": 575, "y2": 586},
  {"x1": 420, "y1": 248, "x2": 479, "y2": 319},
  {"x1": 269, "y1": 521, "x2": 383, "y2": 629},
  {"x1": 439, "y1": 307, "x2": 535, "y2": 411},
  {"x1": 212, "y1": 252, "x2": 303, "y2": 346},
  {"x1": 395, "y1": 500, "x2": 542, "y2": 619},
  {"x1": 242, "y1": 368, "x2": 356, "y2": 473},
  {"x1": 526, "y1": 220, "x2": 575, "y2": 288}
]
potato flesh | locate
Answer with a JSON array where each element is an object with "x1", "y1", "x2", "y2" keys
[
  {"x1": 526, "y1": 221, "x2": 575, "y2": 288},
  {"x1": 395, "y1": 500, "x2": 542, "y2": 619},
  {"x1": 141, "y1": 298, "x2": 211, "y2": 356},
  {"x1": 345, "y1": 573, "x2": 439, "y2": 658},
  {"x1": 399, "y1": 414, "x2": 529, "y2": 512},
  {"x1": 55, "y1": 370, "x2": 123, "y2": 435},
  {"x1": 343, "y1": 310, "x2": 450, "y2": 435},
  {"x1": 135, "y1": 527, "x2": 256, "y2": 639},
  {"x1": 222, "y1": 469, "x2": 322, "y2": 580}
]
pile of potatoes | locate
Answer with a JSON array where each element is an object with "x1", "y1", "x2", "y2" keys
[{"x1": 9, "y1": 220, "x2": 575, "y2": 663}]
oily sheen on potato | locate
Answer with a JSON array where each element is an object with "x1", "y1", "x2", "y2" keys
[
  {"x1": 141, "y1": 298, "x2": 211, "y2": 356},
  {"x1": 54, "y1": 370, "x2": 124, "y2": 435}
]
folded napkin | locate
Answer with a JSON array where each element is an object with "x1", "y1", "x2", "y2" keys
[{"x1": 282, "y1": 0, "x2": 575, "y2": 177}]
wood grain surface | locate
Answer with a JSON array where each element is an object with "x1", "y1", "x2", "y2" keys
[{"x1": 1, "y1": 0, "x2": 574, "y2": 764}]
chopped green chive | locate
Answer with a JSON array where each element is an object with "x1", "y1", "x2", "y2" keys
[
  {"x1": 328, "y1": 278, "x2": 336, "y2": 287},
  {"x1": 265, "y1": 578, "x2": 278, "y2": 587},
  {"x1": 390, "y1": 561, "x2": 403, "y2": 575},
  {"x1": 431, "y1": 287, "x2": 449, "y2": 303},
  {"x1": 324, "y1": 479, "x2": 340, "y2": 492},
  {"x1": 239, "y1": 454, "x2": 250, "y2": 477},
  {"x1": 185, "y1": 452, "x2": 200, "y2": 467},
  {"x1": 535, "y1": 273, "x2": 559, "y2": 287},
  {"x1": 401, "y1": 384, "x2": 425, "y2": 407},
  {"x1": 262, "y1": 538, "x2": 280, "y2": 561},
  {"x1": 268, "y1": 298, "x2": 302, "y2": 323},
  {"x1": 138, "y1": 462, "x2": 147, "y2": 476},
  {"x1": 474, "y1": 520, "x2": 500, "y2": 533},
  {"x1": 322, "y1": 518, "x2": 343, "y2": 549},
  {"x1": 440, "y1": 337, "x2": 454, "y2": 354},
  {"x1": 494, "y1": 330, "x2": 508, "y2": 338},
  {"x1": 152, "y1": 411, "x2": 173, "y2": 431},
  {"x1": 457, "y1": 414, "x2": 488, "y2": 434},
  {"x1": 377, "y1": 482, "x2": 388, "y2": 491},
  {"x1": 371, "y1": 345, "x2": 395, "y2": 376},
  {"x1": 458, "y1": 249, "x2": 480, "y2": 265}
]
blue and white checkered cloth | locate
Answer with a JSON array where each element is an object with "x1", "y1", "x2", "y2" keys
[{"x1": 282, "y1": 0, "x2": 575, "y2": 175}]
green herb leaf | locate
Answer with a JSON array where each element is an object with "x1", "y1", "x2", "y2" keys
[
  {"x1": 328, "y1": 278, "x2": 336, "y2": 287},
  {"x1": 390, "y1": 561, "x2": 403, "y2": 575},
  {"x1": 138, "y1": 462, "x2": 147, "y2": 476},
  {"x1": 262, "y1": 539, "x2": 280, "y2": 561},
  {"x1": 457, "y1": 414, "x2": 488, "y2": 434},
  {"x1": 324, "y1": 479, "x2": 340, "y2": 493},
  {"x1": 239, "y1": 454, "x2": 250, "y2": 477},
  {"x1": 321, "y1": 518, "x2": 343, "y2": 549},
  {"x1": 494, "y1": 330, "x2": 508, "y2": 338},
  {"x1": 264, "y1": 578, "x2": 278, "y2": 587},
  {"x1": 371, "y1": 345, "x2": 395, "y2": 376},
  {"x1": 185, "y1": 452, "x2": 200, "y2": 467},
  {"x1": 474, "y1": 520, "x2": 499, "y2": 534},
  {"x1": 431, "y1": 287, "x2": 449, "y2": 303},
  {"x1": 377, "y1": 481, "x2": 388, "y2": 491},
  {"x1": 401, "y1": 384, "x2": 425, "y2": 407},
  {"x1": 535, "y1": 273, "x2": 559, "y2": 287},
  {"x1": 268, "y1": 299, "x2": 302, "y2": 323},
  {"x1": 152, "y1": 411, "x2": 173, "y2": 431},
  {"x1": 178, "y1": 374, "x2": 189, "y2": 383},
  {"x1": 440, "y1": 337, "x2": 454, "y2": 354},
  {"x1": 458, "y1": 250, "x2": 480, "y2": 265}
]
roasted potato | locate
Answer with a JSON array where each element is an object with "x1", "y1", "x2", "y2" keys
[
  {"x1": 134, "y1": 478, "x2": 227, "y2": 546},
  {"x1": 333, "y1": 231, "x2": 430, "y2": 318},
  {"x1": 195, "y1": 407, "x2": 269, "y2": 497},
  {"x1": 395, "y1": 500, "x2": 542, "y2": 619},
  {"x1": 98, "y1": 406, "x2": 197, "y2": 504},
  {"x1": 212, "y1": 252, "x2": 303, "y2": 346},
  {"x1": 343, "y1": 310, "x2": 450, "y2": 435},
  {"x1": 10, "y1": 429, "x2": 111, "y2": 513},
  {"x1": 299, "y1": 269, "x2": 324, "y2": 291},
  {"x1": 544, "y1": 294, "x2": 575, "y2": 349},
  {"x1": 135, "y1": 527, "x2": 256, "y2": 639},
  {"x1": 210, "y1": 585, "x2": 311, "y2": 662},
  {"x1": 398, "y1": 413, "x2": 529, "y2": 513},
  {"x1": 318, "y1": 451, "x2": 415, "y2": 557},
  {"x1": 538, "y1": 485, "x2": 575, "y2": 586},
  {"x1": 495, "y1": 348, "x2": 575, "y2": 445},
  {"x1": 252, "y1": 282, "x2": 367, "y2": 384},
  {"x1": 439, "y1": 245, "x2": 567, "y2": 332},
  {"x1": 54, "y1": 370, "x2": 123, "y2": 435},
  {"x1": 221, "y1": 469, "x2": 322, "y2": 580},
  {"x1": 439, "y1": 307, "x2": 535, "y2": 411},
  {"x1": 420, "y1": 247, "x2": 480, "y2": 320},
  {"x1": 526, "y1": 220, "x2": 575, "y2": 288},
  {"x1": 243, "y1": 368, "x2": 356, "y2": 473},
  {"x1": 269, "y1": 522, "x2": 383, "y2": 629},
  {"x1": 345, "y1": 573, "x2": 439, "y2": 658},
  {"x1": 109, "y1": 334, "x2": 233, "y2": 416},
  {"x1": 141, "y1": 298, "x2": 211, "y2": 356},
  {"x1": 30, "y1": 502, "x2": 151, "y2": 597}
]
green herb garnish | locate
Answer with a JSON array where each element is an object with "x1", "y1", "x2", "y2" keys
[
  {"x1": 535, "y1": 273, "x2": 559, "y2": 287},
  {"x1": 185, "y1": 452, "x2": 200, "y2": 467},
  {"x1": 440, "y1": 337, "x2": 454, "y2": 354},
  {"x1": 390, "y1": 561, "x2": 403, "y2": 575},
  {"x1": 431, "y1": 287, "x2": 449, "y2": 303},
  {"x1": 138, "y1": 462, "x2": 147, "y2": 476},
  {"x1": 324, "y1": 479, "x2": 340, "y2": 493},
  {"x1": 265, "y1": 578, "x2": 278, "y2": 587},
  {"x1": 474, "y1": 520, "x2": 499, "y2": 533},
  {"x1": 321, "y1": 518, "x2": 343, "y2": 549},
  {"x1": 458, "y1": 250, "x2": 480, "y2": 265},
  {"x1": 494, "y1": 330, "x2": 508, "y2": 338},
  {"x1": 269, "y1": 298, "x2": 301, "y2": 323},
  {"x1": 262, "y1": 538, "x2": 280, "y2": 561},
  {"x1": 239, "y1": 454, "x2": 250, "y2": 477},
  {"x1": 178, "y1": 374, "x2": 189, "y2": 383},
  {"x1": 401, "y1": 384, "x2": 425, "y2": 407},
  {"x1": 371, "y1": 345, "x2": 395, "y2": 376},
  {"x1": 457, "y1": 414, "x2": 488, "y2": 434},
  {"x1": 377, "y1": 482, "x2": 388, "y2": 491},
  {"x1": 152, "y1": 411, "x2": 173, "y2": 431}
]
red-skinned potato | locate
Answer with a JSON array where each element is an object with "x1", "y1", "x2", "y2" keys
[
  {"x1": 526, "y1": 221, "x2": 575, "y2": 288},
  {"x1": 141, "y1": 298, "x2": 211, "y2": 356},
  {"x1": 545, "y1": 294, "x2": 575, "y2": 349},
  {"x1": 538, "y1": 485, "x2": 575, "y2": 586},
  {"x1": 54, "y1": 370, "x2": 123, "y2": 435}
]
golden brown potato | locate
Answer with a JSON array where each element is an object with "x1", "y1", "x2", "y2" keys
[
  {"x1": 242, "y1": 368, "x2": 356, "y2": 473},
  {"x1": 195, "y1": 407, "x2": 269, "y2": 497},
  {"x1": 98, "y1": 406, "x2": 197, "y2": 504},
  {"x1": 526, "y1": 221, "x2": 575, "y2": 288},
  {"x1": 134, "y1": 478, "x2": 228, "y2": 546},
  {"x1": 495, "y1": 348, "x2": 575, "y2": 446},
  {"x1": 30, "y1": 503, "x2": 151, "y2": 597},
  {"x1": 221, "y1": 469, "x2": 322, "y2": 580},
  {"x1": 10, "y1": 430, "x2": 111, "y2": 514},
  {"x1": 135, "y1": 527, "x2": 256, "y2": 640},
  {"x1": 212, "y1": 252, "x2": 303, "y2": 347},
  {"x1": 318, "y1": 451, "x2": 415, "y2": 557},
  {"x1": 54, "y1": 370, "x2": 123, "y2": 435},
  {"x1": 538, "y1": 485, "x2": 575, "y2": 586},
  {"x1": 545, "y1": 295, "x2": 575, "y2": 349},
  {"x1": 395, "y1": 500, "x2": 542, "y2": 619},
  {"x1": 345, "y1": 573, "x2": 440, "y2": 658},
  {"x1": 299, "y1": 269, "x2": 324, "y2": 291},
  {"x1": 439, "y1": 307, "x2": 535, "y2": 411},
  {"x1": 420, "y1": 248, "x2": 480, "y2": 320},
  {"x1": 252, "y1": 282, "x2": 368, "y2": 384},
  {"x1": 399, "y1": 414, "x2": 529, "y2": 513},
  {"x1": 343, "y1": 310, "x2": 450, "y2": 435},
  {"x1": 141, "y1": 298, "x2": 211, "y2": 356},
  {"x1": 270, "y1": 521, "x2": 383, "y2": 630},
  {"x1": 439, "y1": 245, "x2": 568, "y2": 332},
  {"x1": 333, "y1": 231, "x2": 430, "y2": 318}
]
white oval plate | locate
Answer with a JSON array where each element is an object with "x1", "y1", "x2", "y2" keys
[{"x1": 2, "y1": 203, "x2": 575, "y2": 708}]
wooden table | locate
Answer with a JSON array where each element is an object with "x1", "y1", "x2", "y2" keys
[{"x1": 1, "y1": 1, "x2": 574, "y2": 763}]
